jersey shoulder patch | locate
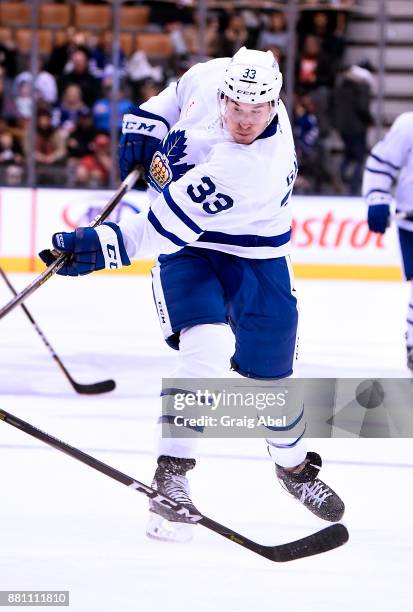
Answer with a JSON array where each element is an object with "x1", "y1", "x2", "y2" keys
[{"x1": 148, "y1": 129, "x2": 195, "y2": 192}]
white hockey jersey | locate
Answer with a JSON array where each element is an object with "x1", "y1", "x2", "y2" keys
[
  {"x1": 362, "y1": 112, "x2": 413, "y2": 232},
  {"x1": 119, "y1": 57, "x2": 297, "y2": 259}
]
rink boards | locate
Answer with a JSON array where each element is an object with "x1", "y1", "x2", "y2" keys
[{"x1": 0, "y1": 187, "x2": 402, "y2": 280}]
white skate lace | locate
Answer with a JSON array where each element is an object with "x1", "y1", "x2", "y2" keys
[
  {"x1": 163, "y1": 474, "x2": 193, "y2": 505},
  {"x1": 292, "y1": 480, "x2": 332, "y2": 508}
]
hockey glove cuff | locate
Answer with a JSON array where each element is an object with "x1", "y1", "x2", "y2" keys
[
  {"x1": 119, "y1": 105, "x2": 169, "y2": 180},
  {"x1": 39, "y1": 222, "x2": 130, "y2": 277}
]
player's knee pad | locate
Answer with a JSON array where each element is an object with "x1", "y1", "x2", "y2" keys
[{"x1": 173, "y1": 323, "x2": 234, "y2": 378}]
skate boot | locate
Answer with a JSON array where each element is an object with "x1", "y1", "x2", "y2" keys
[
  {"x1": 275, "y1": 452, "x2": 345, "y2": 522},
  {"x1": 146, "y1": 455, "x2": 198, "y2": 543}
]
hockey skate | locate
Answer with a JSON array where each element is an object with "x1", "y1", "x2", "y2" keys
[
  {"x1": 146, "y1": 455, "x2": 198, "y2": 543},
  {"x1": 276, "y1": 452, "x2": 345, "y2": 522}
]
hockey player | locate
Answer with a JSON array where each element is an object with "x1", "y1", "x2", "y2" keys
[
  {"x1": 362, "y1": 112, "x2": 413, "y2": 370},
  {"x1": 40, "y1": 48, "x2": 345, "y2": 541}
]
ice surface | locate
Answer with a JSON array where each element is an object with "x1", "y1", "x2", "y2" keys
[{"x1": 0, "y1": 273, "x2": 412, "y2": 612}]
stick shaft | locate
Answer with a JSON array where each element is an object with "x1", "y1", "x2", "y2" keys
[
  {"x1": 0, "y1": 266, "x2": 65, "y2": 368},
  {"x1": 0, "y1": 169, "x2": 140, "y2": 320},
  {"x1": 0, "y1": 267, "x2": 116, "y2": 394},
  {"x1": 0, "y1": 408, "x2": 349, "y2": 562}
]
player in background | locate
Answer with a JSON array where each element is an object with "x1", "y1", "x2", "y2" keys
[
  {"x1": 362, "y1": 112, "x2": 413, "y2": 371},
  {"x1": 40, "y1": 48, "x2": 345, "y2": 541}
]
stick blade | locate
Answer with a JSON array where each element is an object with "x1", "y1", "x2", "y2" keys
[
  {"x1": 71, "y1": 379, "x2": 116, "y2": 395},
  {"x1": 267, "y1": 523, "x2": 349, "y2": 562}
]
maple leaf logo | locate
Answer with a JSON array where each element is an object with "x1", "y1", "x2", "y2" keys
[{"x1": 149, "y1": 129, "x2": 195, "y2": 192}]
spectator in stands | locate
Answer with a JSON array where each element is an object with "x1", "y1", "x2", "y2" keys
[
  {"x1": 13, "y1": 74, "x2": 33, "y2": 124},
  {"x1": 75, "y1": 133, "x2": 111, "y2": 188},
  {"x1": 0, "y1": 129, "x2": 24, "y2": 186},
  {"x1": 238, "y1": 8, "x2": 262, "y2": 48},
  {"x1": 58, "y1": 49, "x2": 101, "y2": 107},
  {"x1": 257, "y1": 12, "x2": 289, "y2": 57},
  {"x1": 313, "y1": 11, "x2": 346, "y2": 66},
  {"x1": 219, "y1": 13, "x2": 248, "y2": 57},
  {"x1": 46, "y1": 27, "x2": 88, "y2": 77},
  {"x1": 333, "y1": 63, "x2": 374, "y2": 195},
  {"x1": 33, "y1": 109, "x2": 66, "y2": 185},
  {"x1": 182, "y1": 12, "x2": 220, "y2": 60},
  {"x1": 0, "y1": 67, "x2": 5, "y2": 117},
  {"x1": 125, "y1": 51, "x2": 163, "y2": 102},
  {"x1": 293, "y1": 93, "x2": 337, "y2": 194},
  {"x1": 0, "y1": 32, "x2": 18, "y2": 79},
  {"x1": 55, "y1": 84, "x2": 89, "y2": 137},
  {"x1": 92, "y1": 77, "x2": 131, "y2": 133},
  {"x1": 35, "y1": 69, "x2": 58, "y2": 107},
  {"x1": 89, "y1": 31, "x2": 126, "y2": 79},
  {"x1": 296, "y1": 34, "x2": 335, "y2": 93},
  {"x1": 66, "y1": 108, "x2": 96, "y2": 159},
  {"x1": 13, "y1": 61, "x2": 58, "y2": 108}
]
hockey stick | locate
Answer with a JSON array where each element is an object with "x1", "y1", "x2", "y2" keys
[
  {"x1": 0, "y1": 409, "x2": 349, "y2": 562},
  {"x1": 0, "y1": 267, "x2": 115, "y2": 394},
  {"x1": 0, "y1": 169, "x2": 140, "y2": 321}
]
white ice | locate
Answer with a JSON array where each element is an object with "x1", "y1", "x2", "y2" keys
[{"x1": 0, "y1": 273, "x2": 412, "y2": 612}]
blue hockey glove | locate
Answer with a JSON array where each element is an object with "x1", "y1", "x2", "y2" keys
[
  {"x1": 367, "y1": 203, "x2": 391, "y2": 234},
  {"x1": 39, "y1": 222, "x2": 130, "y2": 277},
  {"x1": 119, "y1": 105, "x2": 169, "y2": 180}
]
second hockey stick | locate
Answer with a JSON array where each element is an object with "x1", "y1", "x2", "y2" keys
[
  {"x1": 0, "y1": 267, "x2": 115, "y2": 394},
  {"x1": 0, "y1": 169, "x2": 140, "y2": 321},
  {"x1": 0, "y1": 409, "x2": 349, "y2": 563}
]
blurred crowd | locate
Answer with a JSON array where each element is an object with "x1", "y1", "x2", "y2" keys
[{"x1": 0, "y1": 0, "x2": 371, "y2": 194}]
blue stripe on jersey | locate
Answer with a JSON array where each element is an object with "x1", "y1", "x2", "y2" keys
[
  {"x1": 370, "y1": 152, "x2": 400, "y2": 171},
  {"x1": 263, "y1": 406, "x2": 304, "y2": 432},
  {"x1": 198, "y1": 229, "x2": 291, "y2": 248},
  {"x1": 407, "y1": 318, "x2": 413, "y2": 326},
  {"x1": 127, "y1": 104, "x2": 170, "y2": 131},
  {"x1": 281, "y1": 187, "x2": 293, "y2": 207},
  {"x1": 163, "y1": 186, "x2": 203, "y2": 234},
  {"x1": 148, "y1": 209, "x2": 187, "y2": 247},
  {"x1": 365, "y1": 167, "x2": 396, "y2": 181}
]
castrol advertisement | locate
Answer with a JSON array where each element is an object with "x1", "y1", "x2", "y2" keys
[
  {"x1": 0, "y1": 188, "x2": 402, "y2": 279},
  {"x1": 290, "y1": 196, "x2": 401, "y2": 280}
]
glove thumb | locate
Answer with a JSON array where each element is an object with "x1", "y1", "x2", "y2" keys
[{"x1": 39, "y1": 249, "x2": 58, "y2": 266}]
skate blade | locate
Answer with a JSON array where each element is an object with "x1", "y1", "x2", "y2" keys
[{"x1": 146, "y1": 512, "x2": 194, "y2": 543}]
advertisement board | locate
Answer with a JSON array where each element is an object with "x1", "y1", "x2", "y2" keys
[{"x1": 0, "y1": 188, "x2": 402, "y2": 280}]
